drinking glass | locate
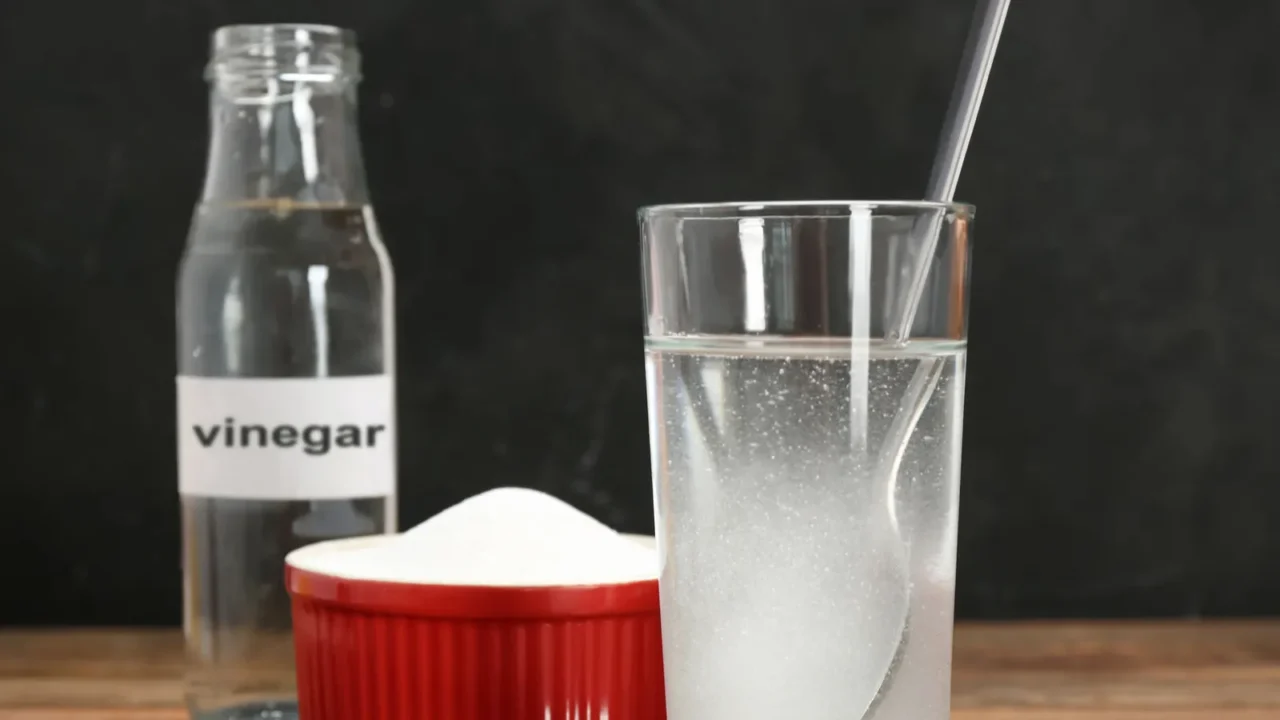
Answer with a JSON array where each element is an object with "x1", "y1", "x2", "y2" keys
[{"x1": 641, "y1": 201, "x2": 972, "y2": 720}]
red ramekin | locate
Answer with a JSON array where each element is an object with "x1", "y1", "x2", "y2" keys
[{"x1": 286, "y1": 535, "x2": 665, "y2": 720}]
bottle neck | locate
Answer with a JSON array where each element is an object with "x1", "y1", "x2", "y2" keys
[{"x1": 201, "y1": 78, "x2": 369, "y2": 205}]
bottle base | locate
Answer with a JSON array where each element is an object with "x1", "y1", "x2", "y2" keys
[{"x1": 191, "y1": 700, "x2": 298, "y2": 720}]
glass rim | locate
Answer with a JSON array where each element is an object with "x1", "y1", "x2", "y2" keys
[
  {"x1": 212, "y1": 24, "x2": 357, "y2": 48},
  {"x1": 207, "y1": 24, "x2": 361, "y2": 83},
  {"x1": 638, "y1": 200, "x2": 975, "y2": 221}
]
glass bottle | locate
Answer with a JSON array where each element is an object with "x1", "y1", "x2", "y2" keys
[{"x1": 176, "y1": 24, "x2": 396, "y2": 720}]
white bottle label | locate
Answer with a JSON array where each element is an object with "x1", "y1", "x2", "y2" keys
[{"x1": 177, "y1": 376, "x2": 395, "y2": 500}]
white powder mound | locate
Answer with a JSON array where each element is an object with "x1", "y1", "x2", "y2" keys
[{"x1": 288, "y1": 487, "x2": 658, "y2": 587}]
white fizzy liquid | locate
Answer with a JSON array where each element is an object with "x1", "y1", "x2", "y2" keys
[
  {"x1": 288, "y1": 487, "x2": 657, "y2": 587},
  {"x1": 646, "y1": 336, "x2": 964, "y2": 720}
]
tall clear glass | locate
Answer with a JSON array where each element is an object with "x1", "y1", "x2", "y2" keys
[
  {"x1": 641, "y1": 201, "x2": 972, "y2": 720},
  {"x1": 178, "y1": 24, "x2": 395, "y2": 720}
]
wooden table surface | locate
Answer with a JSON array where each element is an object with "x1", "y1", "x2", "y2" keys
[{"x1": 2, "y1": 621, "x2": 1279, "y2": 719}]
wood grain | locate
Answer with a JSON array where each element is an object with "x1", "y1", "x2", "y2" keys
[{"x1": 2, "y1": 621, "x2": 1278, "y2": 718}]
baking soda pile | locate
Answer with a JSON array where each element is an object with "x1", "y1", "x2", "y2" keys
[{"x1": 287, "y1": 487, "x2": 657, "y2": 586}]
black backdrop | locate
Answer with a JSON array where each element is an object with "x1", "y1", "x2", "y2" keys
[{"x1": 3, "y1": 0, "x2": 1278, "y2": 625}]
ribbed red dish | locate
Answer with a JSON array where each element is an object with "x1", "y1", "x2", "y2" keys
[{"x1": 286, "y1": 537, "x2": 666, "y2": 720}]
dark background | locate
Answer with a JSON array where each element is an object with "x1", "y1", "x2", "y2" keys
[{"x1": 2, "y1": 0, "x2": 1277, "y2": 625}]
